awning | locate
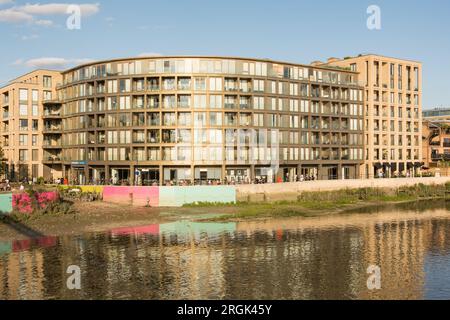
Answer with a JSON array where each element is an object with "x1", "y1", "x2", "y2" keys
[
  {"x1": 383, "y1": 163, "x2": 391, "y2": 168},
  {"x1": 407, "y1": 162, "x2": 414, "y2": 169},
  {"x1": 374, "y1": 163, "x2": 383, "y2": 169},
  {"x1": 390, "y1": 163, "x2": 398, "y2": 171}
]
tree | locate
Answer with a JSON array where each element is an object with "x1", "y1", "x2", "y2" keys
[{"x1": 0, "y1": 144, "x2": 6, "y2": 178}]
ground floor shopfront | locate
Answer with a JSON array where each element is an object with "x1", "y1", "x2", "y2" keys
[
  {"x1": 366, "y1": 161, "x2": 425, "y2": 179},
  {"x1": 62, "y1": 162, "x2": 361, "y2": 186}
]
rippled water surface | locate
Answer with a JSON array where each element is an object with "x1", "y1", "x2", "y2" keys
[{"x1": 1, "y1": 201, "x2": 450, "y2": 300}]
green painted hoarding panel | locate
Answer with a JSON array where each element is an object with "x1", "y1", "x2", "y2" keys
[{"x1": 0, "y1": 193, "x2": 13, "y2": 214}]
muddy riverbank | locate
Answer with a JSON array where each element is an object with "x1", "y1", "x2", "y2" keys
[{"x1": 1, "y1": 195, "x2": 448, "y2": 241}]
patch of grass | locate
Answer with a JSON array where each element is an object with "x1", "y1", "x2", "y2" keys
[{"x1": 204, "y1": 183, "x2": 450, "y2": 221}]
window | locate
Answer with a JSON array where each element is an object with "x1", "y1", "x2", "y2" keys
[
  {"x1": 209, "y1": 95, "x2": 222, "y2": 109},
  {"x1": 108, "y1": 80, "x2": 118, "y2": 93},
  {"x1": 32, "y1": 90, "x2": 39, "y2": 102},
  {"x1": 209, "y1": 77, "x2": 222, "y2": 91},
  {"x1": 32, "y1": 135, "x2": 38, "y2": 146},
  {"x1": 32, "y1": 149, "x2": 38, "y2": 161},
  {"x1": 19, "y1": 150, "x2": 28, "y2": 161},
  {"x1": 19, "y1": 89, "x2": 28, "y2": 101},
  {"x1": 19, "y1": 134, "x2": 28, "y2": 146},
  {"x1": 32, "y1": 105, "x2": 39, "y2": 116},
  {"x1": 119, "y1": 79, "x2": 131, "y2": 92},
  {"x1": 19, "y1": 119, "x2": 28, "y2": 131},
  {"x1": 193, "y1": 95, "x2": 207, "y2": 108},
  {"x1": 20, "y1": 104, "x2": 28, "y2": 116},
  {"x1": 209, "y1": 112, "x2": 222, "y2": 126},
  {"x1": 194, "y1": 78, "x2": 206, "y2": 91},
  {"x1": 43, "y1": 76, "x2": 52, "y2": 88}
]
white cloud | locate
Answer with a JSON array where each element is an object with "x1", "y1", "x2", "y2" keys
[
  {"x1": 137, "y1": 52, "x2": 163, "y2": 58},
  {"x1": 0, "y1": 8, "x2": 32, "y2": 23},
  {"x1": 21, "y1": 34, "x2": 39, "y2": 40},
  {"x1": 20, "y1": 3, "x2": 100, "y2": 16},
  {"x1": 34, "y1": 19, "x2": 53, "y2": 26},
  {"x1": 0, "y1": 0, "x2": 14, "y2": 5},
  {"x1": 0, "y1": 2, "x2": 100, "y2": 25},
  {"x1": 14, "y1": 57, "x2": 94, "y2": 69}
]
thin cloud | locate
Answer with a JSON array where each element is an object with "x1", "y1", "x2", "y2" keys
[
  {"x1": 137, "y1": 52, "x2": 163, "y2": 58},
  {"x1": 0, "y1": 8, "x2": 32, "y2": 23},
  {"x1": 0, "y1": 2, "x2": 100, "y2": 26},
  {"x1": 20, "y1": 3, "x2": 100, "y2": 16},
  {"x1": 14, "y1": 57, "x2": 94, "y2": 69},
  {"x1": 21, "y1": 34, "x2": 40, "y2": 40},
  {"x1": 0, "y1": 0, "x2": 14, "y2": 5}
]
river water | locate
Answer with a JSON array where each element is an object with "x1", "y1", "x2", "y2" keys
[{"x1": 1, "y1": 201, "x2": 450, "y2": 300}]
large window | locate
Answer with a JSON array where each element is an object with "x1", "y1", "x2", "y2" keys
[
  {"x1": 43, "y1": 76, "x2": 52, "y2": 88},
  {"x1": 19, "y1": 89, "x2": 28, "y2": 101},
  {"x1": 19, "y1": 134, "x2": 28, "y2": 146}
]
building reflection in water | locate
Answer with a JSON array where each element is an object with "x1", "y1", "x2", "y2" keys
[{"x1": 1, "y1": 202, "x2": 450, "y2": 300}]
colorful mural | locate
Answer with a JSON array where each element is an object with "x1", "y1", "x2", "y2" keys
[{"x1": 1, "y1": 186, "x2": 237, "y2": 212}]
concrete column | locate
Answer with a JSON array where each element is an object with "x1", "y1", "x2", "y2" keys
[
  {"x1": 84, "y1": 166, "x2": 90, "y2": 185},
  {"x1": 190, "y1": 164, "x2": 195, "y2": 185},
  {"x1": 130, "y1": 164, "x2": 135, "y2": 186},
  {"x1": 159, "y1": 165, "x2": 163, "y2": 186},
  {"x1": 338, "y1": 164, "x2": 343, "y2": 180},
  {"x1": 221, "y1": 164, "x2": 226, "y2": 184},
  {"x1": 250, "y1": 164, "x2": 255, "y2": 183},
  {"x1": 105, "y1": 165, "x2": 110, "y2": 185}
]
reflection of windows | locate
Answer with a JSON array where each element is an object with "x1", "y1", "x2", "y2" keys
[
  {"x1": 177, "y1": 129, "x2": 191, "y2": 143},
  {"x1": 209, "y1": 112, "x2": 222, "y2": 126},
  {"x1": 194, "y1": 95, "x2": 206, "y2": 108},
  {"x1": 209, "y1": 95, "x2": 222, "y2": 109},
  {"x1": 209, "y1": 77, "x2": 222, "y2": 91},
  {"x1": 178, "y1": 113, "x2": 191, "y2": 126},
  {"x1": 194, "y1": 112, "x2": 206, "y2": 127},
  {"x1": 163, "y1": 113, "x2": 176, "y2": 126},
  {"x1": 194, "y1": 78, "x2": 206, "y2": 91}
]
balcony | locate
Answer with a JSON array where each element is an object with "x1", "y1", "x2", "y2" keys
[
  {"x1": 43, "y1": 126, "x2": 62, "y2": 133},
  {"x1": 43, "y1": 143, "x2": 62, "y2": 149},
  {"x1": 42, "y1": 156, "x2": 62, "y2": 164},
  {"x1": 42, "y1": 111, "x2": 61, "y2": 119}
]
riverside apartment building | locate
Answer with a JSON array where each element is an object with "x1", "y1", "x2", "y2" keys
[
  {"x1": 325, "y1": 54, "x2": 423, "y2": 178},
  {"x1": 1, "y1": 70, "x2": 62, "y2": 182},
  {"x1": 0, "y1": 54, "x2": 421, "y2": 185}
]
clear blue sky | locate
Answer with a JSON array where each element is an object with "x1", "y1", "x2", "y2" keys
[{"x1": 0, "y1": 0, "x2": 449, "y2": 108}]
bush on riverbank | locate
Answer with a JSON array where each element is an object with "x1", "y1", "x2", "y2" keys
[
  {"x1": 9, "y1": 188, "x2": 75, "y2": 221},
  {"x1": 185, "y1": 183, "x2": 450, "y2": 210},
  {"x1": 297, "y1": 183, "x2": 448, "y2": 204}
]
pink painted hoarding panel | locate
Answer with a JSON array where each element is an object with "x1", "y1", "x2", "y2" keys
[{"x1": 102, "y1": 187, "x2": 159, "y2": 207}]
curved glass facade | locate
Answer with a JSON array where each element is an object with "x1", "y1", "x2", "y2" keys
[{"x1": 58, "y1": 57, "x2": 364, "y2": 185}]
